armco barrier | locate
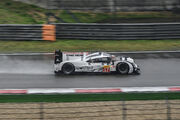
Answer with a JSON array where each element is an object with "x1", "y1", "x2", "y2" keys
[
  {"x1": 55, "y1": 23, "x2": 180, "y2": 40},
  {"x1": 0, "y1": 24, "x2": 55, "y2": 41}
]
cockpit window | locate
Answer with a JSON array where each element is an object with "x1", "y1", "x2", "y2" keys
[
  {"x1": 85, "y1": 53, "x2": 101, "y2": 59},
  {"x1": 102, "y1": 53, "x2": 111, "y2": 57},
  {"x1": 87, "y1": 57, "x2": 111, "y2": 63},
  {"x1": 86, "y1": 54, "x2": 98, "y2": 59}
]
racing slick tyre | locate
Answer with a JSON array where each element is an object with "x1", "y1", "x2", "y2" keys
[
  {"x1": 116, "y1": 62, "x2": 129, "y2": 74},
  {"x1": 62, "y1": 63, "x2": 75, "y2": 75}
]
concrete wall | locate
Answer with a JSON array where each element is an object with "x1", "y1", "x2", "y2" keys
[{"x1": 13, "y1": 0, "x2": 180, "y2": 11}]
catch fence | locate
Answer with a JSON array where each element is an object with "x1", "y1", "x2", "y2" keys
[{"x1": 0, "y1": 99, "x2": 179, "y2": 120}]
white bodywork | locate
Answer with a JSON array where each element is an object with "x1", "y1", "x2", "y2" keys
[{"x1": 54, "y1": 52, "x2": 140, "y2": 74}]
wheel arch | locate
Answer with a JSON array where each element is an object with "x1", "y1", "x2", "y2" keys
[
  {"x1": 61, "y1": 62, "x2": 75, "y2": 75},
  {"x1": 116, "y1": 61, "x2": 134, "y2": 74}
]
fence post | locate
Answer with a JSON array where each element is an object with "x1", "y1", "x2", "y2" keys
[
  {"x1": 108, "y1": 0, "x2": 115, "y2": 12},
  {"x1": 112, "y1": 0, "x2": 117, "y2": 23},
  {"x1": 122, "y1": 100, "x2": 126, "y2": 120},
  {"x1": 166, "y1": 98, "x2": 171, "y2": 120},
  {"x1": 40, "y1": 103, "x2": 44, "y2": 120}
]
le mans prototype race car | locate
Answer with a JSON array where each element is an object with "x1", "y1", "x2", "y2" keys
[{"x1": 54, "y1": 50, "x2": 140, "y2": 75}]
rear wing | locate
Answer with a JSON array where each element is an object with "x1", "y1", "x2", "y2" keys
[
  {"x1": 54, "y1": 50, "x2": 89, "y2": 64},
  {"x1": 54, "y1": 50, "x2": 63, "y2": 64}
]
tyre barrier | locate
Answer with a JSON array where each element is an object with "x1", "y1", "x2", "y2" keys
[
  {"x1": 1, "y1": 23, "x2": 180, "y2": 41},
  {"x1": 0, "y1": 24, "x2": 56, "y2": 41},
  {"x1": 55, "y1": 23, "x2": 180, "y2": 40}
]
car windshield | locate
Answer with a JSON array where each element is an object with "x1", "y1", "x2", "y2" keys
[
  {"x1": 85, "y1": 52, "x2": 111, "y2": 59},
  {"x1": 87, "y1": 57, "x2": 111, "y2": 63},
  {"x1": 85, "y1": 52, "x2": 101, "y2": 59},
  {"x1": 102, "y1": 52, "x2": 111, "y2": 57}
]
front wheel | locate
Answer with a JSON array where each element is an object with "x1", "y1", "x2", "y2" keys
[
  {"x1": 116, "y1": 62, "x2": 129, "y2": 74},
  {"x1": 62, "y1": 63, "x2": 75, "y2": 75}
]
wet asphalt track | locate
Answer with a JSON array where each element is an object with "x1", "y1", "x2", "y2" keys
[{"x1": 0, "y1": 53, "x2": 179, "y2": 89}]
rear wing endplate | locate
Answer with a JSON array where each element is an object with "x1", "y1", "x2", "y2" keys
[{"x1": 54, "y1": 50, "x2": 89, "y2": 64}]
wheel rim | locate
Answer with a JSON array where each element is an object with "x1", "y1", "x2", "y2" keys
[
  {"x1": 63, "y1": 63, "x2": 74, "y2": 74},
  {"x1": 118, "y1": 63, "x2": 129, "y2": 74}
]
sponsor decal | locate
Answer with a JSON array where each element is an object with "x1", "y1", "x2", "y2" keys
[
  {"x1": 76, "y1": 66, "x2": 93, "y2": 71},
  {"x1": 103, "y1": 65, "x2": 110, "y2": 72}
]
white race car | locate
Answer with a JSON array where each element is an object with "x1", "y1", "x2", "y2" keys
[{"x1": 54, "y1": 50, "x2": 140, "y2": 75}]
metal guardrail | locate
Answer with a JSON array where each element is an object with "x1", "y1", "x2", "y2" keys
[
  {"x1": 55, "y1": 23, "x2": 180, "y2": 40},
  {"x1": 0, "y1": 24, "x2": 55, "y2": 41},
  {"x1": 0, "y1": 99, "x2": 179, "y2": 120}
]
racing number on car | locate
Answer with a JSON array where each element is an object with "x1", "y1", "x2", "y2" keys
[{"x1": 103, "y1": 65, "x2": 110, "y2": 72}]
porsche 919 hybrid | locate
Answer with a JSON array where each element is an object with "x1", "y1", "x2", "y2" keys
[{"x1": 54, "y1": 50, "x2": 140, "y2": 75}]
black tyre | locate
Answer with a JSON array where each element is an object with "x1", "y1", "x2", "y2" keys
[
  {"x1": 116, "y1": 62, "x2": 129, "y2": 74},
  {"x1": 62, "y1": 63, "x2": 75, "y2": 75}
]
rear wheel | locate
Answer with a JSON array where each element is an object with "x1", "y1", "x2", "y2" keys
[
  {"x1": 62, "y1": 63, "x2": 75, "y2": 75},
  {"x1": 116, "y1": 62, "x2": 129, "y2": 74}
]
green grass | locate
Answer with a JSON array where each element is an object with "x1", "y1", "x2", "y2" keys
[
  {"x1": 0, "y1": 0, "x2": 48, "y2": 24},
  {"x1": 0, "y1": 93, "x2": 179, "y2": 103},
  {"x1": 0, "y1": 0, "x2": 180, "y2": 24},
  {"x1": 0, "y1": 39, "x2": 180, "y2": 53},
  {"x1": 0, "y1": 1, "x2": 179, "y2": 53},
  {"x1": 71, "y1": 11, "x2": 180, "y2": 23}
]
